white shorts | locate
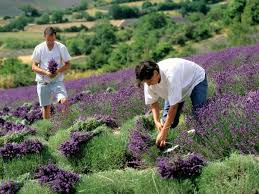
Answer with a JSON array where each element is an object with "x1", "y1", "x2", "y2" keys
[{"x1": 37, "y1": 81, "x2": 68, "y2": 107}]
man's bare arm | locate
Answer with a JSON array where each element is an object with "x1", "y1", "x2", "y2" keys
[
  {"x1": 162, "y1": 103, "x2": 178, "y2": 131},
  {"x1": 57, "y1": 61, "x2": 70, "y2": 73},
  {"x1": 151, "y1": 101, "x2": 160, "y2": 123},
  {"x1": 32, "y1": 61, "x2": 48, "y2": 76}
]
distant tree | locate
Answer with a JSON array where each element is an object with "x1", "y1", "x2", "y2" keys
[
  {"x1": 3, "y1": 16, "x2": 11, "y2": 20},
  {"x1": 138, "y1": 13, "x2": 168, "y2": 30},
  {"x1": 95, "y1": 11, "x2": 108, "y2": 19},
  {"x1": 157, "y1": 2, "x2": 179, "y2": 11},
  {"x1": 63, "y1": 25, "x2": 88, "y2": 32},
  {"x1": 180, "y1": 0, "x2": 210, "y2": 16},
  {"x1": 207, "y1": 5, "x2": 226, "y2": 21},
  {"x1": 225, "y1": 0, "x2": 246, "y2": 23},
  {"x1": 109, "y1": 5, "x2": 139, "y2": 19},
  {"x1": 19, "y1": 4, "x2": 40, "y2": 17},
  {"x1": 228, "y1": 22, "x2": 257, "y2": 46},
  {"x1": 86, "y1": 43, "x2": 112, "y2": 69},
  {"x1": 142, "y1": 1, "x2": 153, "y2": 10},
  {"x1": 51, "y1": 10, "x2": 64, "y2": 23},
  {"x1": 151, "y1": 42, "x2": 172, "y2": 61},
  {"x1": 242, "y1": 0, "x2": 259, "y2": 25},
  {"x1": 108, "y1": 43, "x2": 132, "y2": 68},
  {"x1": 0, "y1": 15, "x2": 31, "y2": 32},
  {"x1": 187, "y1": 12, "x2": 205, "y2": 22},
  {"x1": 183, "y1": 21, "x2": 212, "y2": 41},
  {"x1": 94, "y1": 22, "x2": 117, "y2": 45},
  {"x1": 36, "y1": 13, "x2": 49, "y2": 24},
  {"x1": 66, "y1": 38, "x2": 84, "y2": 55},
  {"x1": 78, "y1": 0, "x2": 88, "y2": 10}
]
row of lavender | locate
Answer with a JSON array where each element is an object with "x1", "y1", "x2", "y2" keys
[{"x1": 1, "y1": 44, "x2": 258, "y2": 125}]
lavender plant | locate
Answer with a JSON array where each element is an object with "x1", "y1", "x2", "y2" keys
[
  {"x1": 59, "y1": 131, "x2": 95, "y2": 157},
  {"x1": 0, "y1": 181, "x2": 22, "y2": 194},
  {"x1": 0, "y1": 139, "x2": 43, "y2": 161},
  {"x1": 35, "y1": 164, "x2": 80, "y2": 193},
  {"x1": 156, "y1": 153, "x2": 206, "y2": 180}
]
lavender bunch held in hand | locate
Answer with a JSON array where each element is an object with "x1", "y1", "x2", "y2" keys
[{"x1": 48, "y1": 58, "x2": 58, "y2": 74}]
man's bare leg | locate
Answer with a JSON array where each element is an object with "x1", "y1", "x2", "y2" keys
[
  {"x1": 43, "y1": 105, "x2": 51, "y2": 119},
  {"x1": 59, "y1": 97, "x2": 69, "y2": 115}
]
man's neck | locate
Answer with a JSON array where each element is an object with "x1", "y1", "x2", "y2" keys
[{"x1": 46, "y1": 42, "x2": 55, "y2": 51}]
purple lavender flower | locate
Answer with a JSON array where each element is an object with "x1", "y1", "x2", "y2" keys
[
  {"x1": 0, "y1": 143, "x2": 22, "y2": 161},
  {"x1": 94, "y1": 114, "x2": 118, "y2": 128},
  {"x1": 0, "y1": 119, "x2": 35, "y2": 137},
  {"x1": 35, "y1": 164, "x2": 79, "y2": 193},
  {"x1": 0, "y1": 140, "x2": 43, "y2": 161},
  {"x1": 59, "y1": 131, "x2": 94, "y2": 157},
  {"x1": 19, "y1": 140, "x2": 44, "y2": 155},
  {"x1": 48, "y1": 58, "x2": 58, "y2": 74},
  {"x1": 2, "y1": 106, "x2": 10, "y2": 113},
  {"x1": 0, "y1": 181, "x2": 22, "y2": 194},
  {"x1": 156, "y1": 153, "x2": 206, "y2": 179}
]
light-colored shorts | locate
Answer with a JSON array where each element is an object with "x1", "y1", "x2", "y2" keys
[{"x1": 37, "y1": 81, "x2": 68, "y2": 107}]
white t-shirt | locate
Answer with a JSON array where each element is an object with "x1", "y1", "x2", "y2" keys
[
  {"x1": 144, "y1": 58, "x2": 205, "y2": 106},
  {"x1": 31, "y1": 41, "x2": 71, "y2": 83}
]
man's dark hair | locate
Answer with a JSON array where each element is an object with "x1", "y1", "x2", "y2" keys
[
  {"x1": 135, "y1": 60, "x2": 159, "y2": 87},
  {"x1": 44, "y1": 27, "x2": 56, "y2": 36}
]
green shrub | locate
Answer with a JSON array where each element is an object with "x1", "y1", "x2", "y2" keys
[
  {"x1": 198, "y1": 153, "x2": 259, "y2": 194},
  {"x1": 32, "y1": 120, "x2": 54, "y2": 140},
  {"x1": 76, "y1": 168, "x2": 194, "y2": 194},
  {"x1": 0, "y1": 58, "x2": 35, "y2": 88},
  {"x1": 18, "y1": 180, "x2": 54, "y2": 194},
  {"x1": 1, "y1": 146, "x2": 53, "y2": 179},
  {"x1": 76, "y1": 126, "x2": 128, "y2": 173},
  {"x1": 3, "y1": 38, "x2": 38, "y2": 49}
]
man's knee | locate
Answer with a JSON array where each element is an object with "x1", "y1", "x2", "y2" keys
[
  {"x1": 59, "y1": 97, "x2": 68, "y2": 105},
  {"x1": 43, "y1": 105, "x2": 51, "y2": 110}
]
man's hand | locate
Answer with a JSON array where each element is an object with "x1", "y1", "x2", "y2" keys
[
  {"x1": 156, "y1": 129, "x2": 168, "y2": 148},
  {"x1": 45, "y1": 71, "x2": 57, "y2": 78},
  {"x1": 155, "y1": 121, "x2": 163, "y2": 132}
]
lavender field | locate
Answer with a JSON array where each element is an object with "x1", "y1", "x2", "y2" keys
[{"x1": 0, "y1": 44, "x2": 258, "y2": 193}]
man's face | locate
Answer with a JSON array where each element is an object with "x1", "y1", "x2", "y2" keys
[
  {"x1": 44, "y1": 34, "x2": 56, "y2": 47},
  {"x1": 144, "y1": 70, "x2": 160, "y2": 86}
]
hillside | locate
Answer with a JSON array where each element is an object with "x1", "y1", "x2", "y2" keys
[{"x1": 0, "y1": 0, "x2": 80, "y2": 16}]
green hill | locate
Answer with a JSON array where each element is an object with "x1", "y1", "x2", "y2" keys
[{"x1": 0, "y1": 0, "x2": 81, "y2": 16}]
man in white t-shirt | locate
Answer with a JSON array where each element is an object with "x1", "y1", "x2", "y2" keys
[
  {"x1": 135, "y1": 58, "x2": 208, "y2": 147},
  {"x1": 32, "y1": 27, "x2": 72, "y2": 119}
]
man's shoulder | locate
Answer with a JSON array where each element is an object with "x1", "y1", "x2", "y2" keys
[
  {"x1": 158, "y1": 58, "x2": 185, "y2": 64},
  {"x1": 34, "y1": 42, "x2": 45, "y2": 50},
  {"x1": 55, "y1": 41, "x2": 67, "y2": 49}
]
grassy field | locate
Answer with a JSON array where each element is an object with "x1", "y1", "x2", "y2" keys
[
  {"x1": 159, "y1": 10, "x2": 182, "y2": 17},
  {"x1": 119, "y1": 0, "x2": 165, "y2": 7},
  {"x1": 0, "y1": 32, "x2": 78, "y2": 41},
  {"x1": 24, "y1": 20, "x2": 129, "y2": 32},
  {"x1": 86, "y1": 8, "x2": 108, "y2": 16}
]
